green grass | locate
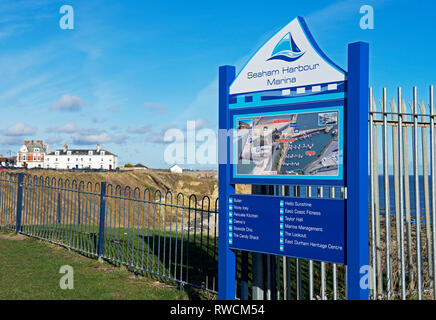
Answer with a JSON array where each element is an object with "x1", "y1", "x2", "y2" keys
[
  {"x1": 19, "y1": 223, "x2": 219, "y2": 292},
  {"x1": 0, "y1": 230, "x2": 192, "y2": 300},
  {"x1": 12, "y1": 223, "x2": 346, "y2": 299}
]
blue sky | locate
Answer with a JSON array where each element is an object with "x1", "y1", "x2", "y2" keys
[{"x1": 0, "y1": 0, "x2": 434, "y2": 168}]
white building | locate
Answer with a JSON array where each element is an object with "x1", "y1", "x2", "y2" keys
[
  {"x1": 169, "y1": 164, "x2": 183, "y2": 173},
  {"x1": 45, "y1": 144, "x2": 118, "y2": 170}
]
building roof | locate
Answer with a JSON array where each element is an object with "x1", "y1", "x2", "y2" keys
[
  {"x1": 134, "y1": 163, "x2": 148, "y2": 168},
  {"x1": 25, "y1": 141, "x2": 47, "y2": 153},
  {"x1": 48, "y1": 149, "x2": 117, "y2": 157}
]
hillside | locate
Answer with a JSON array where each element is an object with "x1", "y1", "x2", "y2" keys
[{"x1": 13, "y1": 169, "x2": 219, "y2": 200}]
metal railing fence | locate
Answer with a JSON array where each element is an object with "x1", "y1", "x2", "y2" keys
[
  {"x1": 231, "y1": 85, "x2": 436, "y2": 301},
  {"x1": 0, "y1": 172, "x2": 18, "y2": 231},
  {"x1": 369, "y1": 85, "x2": 436, "y2": 300},
  {"x1": 0, "y1": 171, "x2": 219, "y2": 293},
  {"x1": 0, "y1": 85, "x2": 435, "y2": 300}
]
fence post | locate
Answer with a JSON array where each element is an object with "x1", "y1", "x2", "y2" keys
[
  {"x1": 97, "y1": 182, "x2": 107, "y2": 259},
  {"x1": 15, "y1": 173, "x2": 24, "y2": 234}
]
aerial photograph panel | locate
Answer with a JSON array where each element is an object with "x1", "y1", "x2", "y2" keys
[{"x1": 236, "y1": 109, "x2": 341, "y2": 177}]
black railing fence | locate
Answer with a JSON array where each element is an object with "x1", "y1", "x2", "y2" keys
[{"x1": 0, "y1": 171, "x2": 219, "y2": 293}]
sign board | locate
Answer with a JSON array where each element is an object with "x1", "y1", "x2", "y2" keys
[
  {"x1": 232, "y1": 105, "x2": 344, "y2": 184},
  {"x1": 218, "y1": 15, "x2": 369, "y2": 300},
  {"x1": 228, "y1": 194, "x2": 345, "y2": 264},
  {"x1": 227, "y1": 16, "x2": 346, "y2": 186}
]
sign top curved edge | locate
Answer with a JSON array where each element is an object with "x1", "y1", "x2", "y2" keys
[{"x1": 229, "y1": 16, "x2": 346, "y2": 95}]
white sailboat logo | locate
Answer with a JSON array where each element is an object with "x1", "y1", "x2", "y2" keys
[{"x1": 267, "y1": 32, "x2": 305, "y2": 62}]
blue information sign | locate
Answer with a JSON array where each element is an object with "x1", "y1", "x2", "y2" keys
[
  {"x1": 218, "y1": 15, "x2": 369, "y2": 300},
  {"x1": 228, "y1": 194, "x2": 345, "y2": 264}
]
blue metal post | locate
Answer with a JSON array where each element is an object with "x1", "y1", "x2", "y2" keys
[
  {"x1": 15, "y1": 173, "x2": 24, "y2": 234},
  {"x1": 98, "y1": 182, "x2": 107, "y2": 258},
  {"x1": 218, "y1": 65, "x2": 236, "y2": 300},
  {"x1": 346, "y1": 41, "x2": 369, "y2": 300}
]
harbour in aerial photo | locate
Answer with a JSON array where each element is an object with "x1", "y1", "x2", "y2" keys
[{"x1": 236, "y1": 110, "x2": 340, "y2": 177}]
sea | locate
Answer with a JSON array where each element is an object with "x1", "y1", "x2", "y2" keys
[
  {"x1": 281, "y1": 112, "x2": 337, "y2": 173},
  {"x1": 371, "y1": 175, "x2": 434, "y2": 225}
]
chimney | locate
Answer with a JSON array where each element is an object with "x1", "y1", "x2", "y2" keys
[
  {"x1": 63, "y1": 144, "x2": 68, "y2": 153},
  {"x1": 96, "y1": 144, "x2": 101, "y2": 152}
]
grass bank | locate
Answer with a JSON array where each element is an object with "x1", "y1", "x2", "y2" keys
[{"x1": 0, "y1": 230, "x2": 192, "y2": 300}]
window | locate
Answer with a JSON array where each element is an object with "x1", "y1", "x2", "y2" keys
[
  {"x1": 81, "y1": 158, "x2": 83, "y2": 161},
  {"x1": 34, "y1": 148, "x2": 40, "y2": 152},
  {"x1": 23, "y1": 155, "x2": 26, "y2": 160},
  {"x1": 67, "y1": 151, "x2": 72, "y2": 155},
  {"x1": 55, "y1": 151, "x2": 60, "y2": 155},
  {"x1": 100, "y1": 151, "x2": 105, "y2": 155},
  {"x1": 89, "y1": 151, "x2": 93, "y2": 155}
]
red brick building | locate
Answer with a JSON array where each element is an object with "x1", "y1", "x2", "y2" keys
[{"x1": 16, "y1": 140, "x2": 48, "y2": 169}]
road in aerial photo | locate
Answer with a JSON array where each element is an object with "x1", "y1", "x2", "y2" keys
[{"x1": 236, "y1": 110, "x2": 340, "y2": 177}]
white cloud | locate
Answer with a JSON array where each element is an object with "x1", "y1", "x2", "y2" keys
[
  {"x1": 107, "y1": 104, "x2": 121, "y2": 113},
  {"x1": 92, "y1": 116, "x2": 106, "y2": 123},
  {"x1": 2, "y1": 122, "x2": 36, "y2": 136},
  {"x1": 0, "y1": 1, "x2": 57, "y2": 40},
  {"x1": 0, "y1": 135, "x2": 24, "y2": 146},
  {"x1": 71, "y1": 128, "x2": 128, "y2": 145},
  {"x1": 185, "y1": 118, "x2": 209, "y2": 131},
  {"x1": 184, "y1": 79, "x2": 217, "y2": 120},
  {"x1": 127, "y1": 125, "x2": 152, "y2": 134},
  {"x1": 50, "y1": 94, "x2": 85, "y2": 112},
  {"x1": 143, "y1": 102, "x2": 167, "y2": 115},
  {"x1": 147, "y1": 133, "x2": 167, "y2": 144},
  {"x1": 0, "y1": 74, "x2": 50, "y2": 101},
  {"x1": 47, "y1": 120, "x2": 77, "y2": 133},
  {"x1": 145, "y1": 125, "x2": 175, "y2": 144},
  {"x1": 45, "y1": 135, "x2": 64, "y2": 145}
]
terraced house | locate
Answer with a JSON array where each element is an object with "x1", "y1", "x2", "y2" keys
[{"x1": 44, "y1": 144, "x2": 117, "y2": 170}]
